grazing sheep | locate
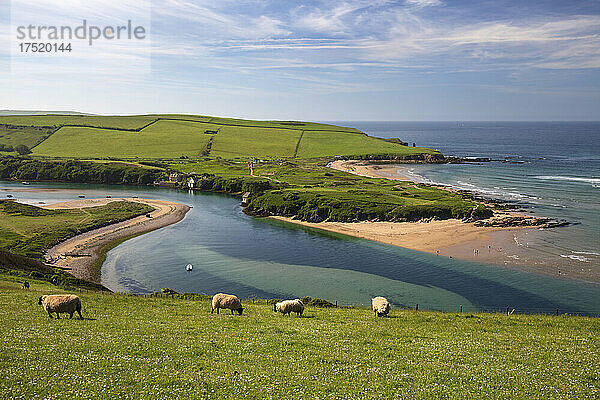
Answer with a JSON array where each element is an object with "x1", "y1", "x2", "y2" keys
[
  {"x1": 274, "y1": 299, "x2": 304, "y2": 316},
  {"x1": 372, "y1": 296, "x2": 390, "y2": 317},
  {"x1": 211, "y1": 293, "x2": 244, "y2": 315},
  {"x1": 38, "y1": 295, "x2": 83, "y2": 319},
  {"x1": 22, "y1": 281, "x2": 30, "y2": 289}
]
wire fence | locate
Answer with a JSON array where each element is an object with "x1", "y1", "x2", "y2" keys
[{"x1": 96, "y1": 290, "x2": 599, "y2": 317}]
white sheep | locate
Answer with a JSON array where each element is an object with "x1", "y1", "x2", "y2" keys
[
  {"x1": 372, "y1": 296, "x2": 390, "y2": 317},
  {"x1": 274, "y1": 299, "x2": 304, "y2": 316},
  {"x1": 38, "y1": 295, "x2": 83, "y2": 319},
  {"x1": 211, "y1": 293, "x2": 244, "y2": 315}
]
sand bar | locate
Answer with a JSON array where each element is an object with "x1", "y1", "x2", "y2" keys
[{"x1": 44, "y1": 198, "x2": 190, "y2": 284}]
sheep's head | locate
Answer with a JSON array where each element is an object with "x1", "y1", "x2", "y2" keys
[
  {"x1": 376, "y1": 306, "x2": 388, "y2": 317},
  {"x1": 237, "y1": 307, "x2": 244, "y2": 315},
  {"x1": 38, "y1": 296, "x2": 45, "y2": 305}
]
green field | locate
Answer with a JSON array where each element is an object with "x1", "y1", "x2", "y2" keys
[
  {"x1": 0, "y1": 277, "x2": 598, "y2": 399},
  {"x1": 0, "y1": 115, "x2": 155, "y2": 129},
  {"x1": 0, "y1": 200, "x2": 153, "y2": 259},
  {"x1": 33, "y1": 120, "x2": 216, "y2": 158},
  {"x1": 0, "y1": 114, "x2": 439, "y2": 160},
  {"x1": 0, "y1": 125, "x2": 55, "y2": 149},
  {"x1": 211, "y1": 126, "x2": 302, "y2": 158},
  {"x1": 297, "y1": 130, "x2": 438, "y2": 158}
]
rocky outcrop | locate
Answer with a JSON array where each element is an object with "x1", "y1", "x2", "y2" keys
[{"x1": 474, "y1": 215, "x2": 569, "y2": 228}]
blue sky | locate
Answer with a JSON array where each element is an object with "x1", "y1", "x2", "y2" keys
[{"x1": 1, "y1": 0, "x2": 599, "y2": 120}]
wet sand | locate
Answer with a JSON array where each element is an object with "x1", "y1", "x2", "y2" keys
[{"x1": 44, "y1": 198, "x2": 190, "y2": 284}]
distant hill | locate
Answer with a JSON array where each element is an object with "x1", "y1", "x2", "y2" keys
[
  {"x1": 0, "y1": 110, "x2": 89, "y2": 116},
  {"x1": 0, "y1": 114, "x2": 439, "y2": 160}
]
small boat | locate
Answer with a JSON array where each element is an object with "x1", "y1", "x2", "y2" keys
[
  {"x1": 6, "y1": 194, "x2": 12, "y2": 198},
  {"x1": 22, "y1": 182, "x2": 30, "y2": 185},
  {"x1": 106, "y1": 195, "x2": 112, "y2": 198},
  {"x1": 186, "y1": 264, "x2": 193, "y2": 272},
  {"x1": 78, "y1": 195, "x2": 86, "y2": 198}
]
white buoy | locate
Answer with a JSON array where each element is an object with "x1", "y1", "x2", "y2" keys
[{"x1": 186, "y1": 264, "x2": 193, "y2": 271}]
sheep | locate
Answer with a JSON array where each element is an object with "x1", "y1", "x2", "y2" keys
[
  {"x1": 38, "y1": 295, "x2": 83, "y2": 319},
  {"x1": 211, "y1": 293, "x2": 244, "y2": 315},
  {"x1": 372, "y1": 296, "x2": 390, "y2": 317},
  {"x1": 274, "y1": 299, "x2": 304, "y2": 316}
]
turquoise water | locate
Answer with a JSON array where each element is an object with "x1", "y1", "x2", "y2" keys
[{"x1": 2, "y1": 180, "x2": 599, "y2": 315}]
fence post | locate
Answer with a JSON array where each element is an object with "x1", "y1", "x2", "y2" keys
[
  {"x1": 415, "y1": 303, "x2": 419, "y2": 311},
  {"x1": 555, "y1": 307, "x2": 559, "y2": 316},
  {"x1": 506, "y1": 306, "x2": 509, "y2": 315},
  {"x1": 335, "y1": 301, "x2": 337, "y2": 307},
  {"x1": 460, "y1": 305, "x2": 463, "y2": 313}
]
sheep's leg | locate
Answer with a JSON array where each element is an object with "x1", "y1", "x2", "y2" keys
[
  {"x1": 231, "y1": 309, "x2": 234, "y2": 315},
  {"x1": 70, "y1": 312, "x2": 74, "y2": 319},
  {"x1": 48, "y1": 311, "x2": 53, "y2": 318},
  {"x1": 77, "y1": 309, "x2": 83, "y2": 319},
  {"x1": 56, "y1": 313, "x2": 60, "y2": 319}
]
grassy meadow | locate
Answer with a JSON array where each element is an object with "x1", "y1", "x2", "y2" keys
[
  {"x1": 33, "y1": 120, "x2": 216, "y2": 158},
  {"x1": 0, "y1": 125, "x2": 56, "y2": 149},
  {"x1": 1, "y1": 277, "x2": 598, "y2": 399}
]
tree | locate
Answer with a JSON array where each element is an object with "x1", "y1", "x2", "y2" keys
[{"x1": 15, "y1": 145, "x2": 31, "y2": 155}]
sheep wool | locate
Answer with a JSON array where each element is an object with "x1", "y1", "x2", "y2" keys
[
  {"x1": 211, "y1": 293, "x2": 244, "y2": 315},
  {"x1": 372, "y1": 296, "x2": 390, "y2": 317},
  {"x1": 38, "y1": 294, "x2": 83, "y2": 319},
  {"x1": 274, "y1": 299, "x2": 304, "y2": 316}
]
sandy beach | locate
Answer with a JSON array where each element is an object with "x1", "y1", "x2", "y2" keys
[
  {"x1": 329, "y1": 160, "x2": 413, "y2": 181},
  {"x1": 44, "y1": 198, "x2": 190, "y2": 284},
  {"x1": 278, "y1": 160, "x2": 600, "y2": 284}
]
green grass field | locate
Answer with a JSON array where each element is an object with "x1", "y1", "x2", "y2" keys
[
  {"x1": 296, "y1": 130, "x2": 438, "y2": 158},
  {"x1": 1, "y1": 277, "x2": 598, "y2": 399},
  {"x1": 33, "y1": 120, "x2": 216, "y2": 158},
  {"x1": 0, "y1": 200, "x2": 153, "y2": 259},
  {"x1": 0, "y1": 114, "x2": 438, "y2": 160},
  {"x1": 211, "y1": 126, "x2": 302, "y2": 158},
  {"x1": 0, "y1": 125, "x2": 55, "y2": 149},
  {"x1": 0, "y1": 115, "x2": 156, "y2": 130}
]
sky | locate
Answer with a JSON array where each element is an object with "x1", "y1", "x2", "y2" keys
[{"x1": 1, "y1": 0, "x2": 599, "y2": 121}]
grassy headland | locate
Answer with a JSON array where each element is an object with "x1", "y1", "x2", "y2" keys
[{"x1": 1, "y1": 277, "x2": 598, "y2": 399}]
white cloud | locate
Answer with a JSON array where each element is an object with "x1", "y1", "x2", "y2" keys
[{"x1": 405, "y1": 0, "x2": 443, "y2": 8}]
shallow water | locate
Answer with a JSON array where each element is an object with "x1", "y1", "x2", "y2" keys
[{"x1": 2, "y1": 181, "x2": 600, "y2": 315}]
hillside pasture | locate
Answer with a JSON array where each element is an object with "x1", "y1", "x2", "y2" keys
[
  {"x1": 210, "y1": 126, "x2": 302, "y2": 159},
  {"x1": 296, "y1": 130, "x2": 440, "y2": 159},
  {"x1": 0, "y1": 125, "x2": 55, "y2": 149},
  {"x1": 32, "y1": 120, "x2": 217, "y2": 158},
  {"x1": 0, "y1": 115, "x2": 156, "y2": 130},
  {"x1": 0, "y1": 277, "x2": 598, "y2": 399}
]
